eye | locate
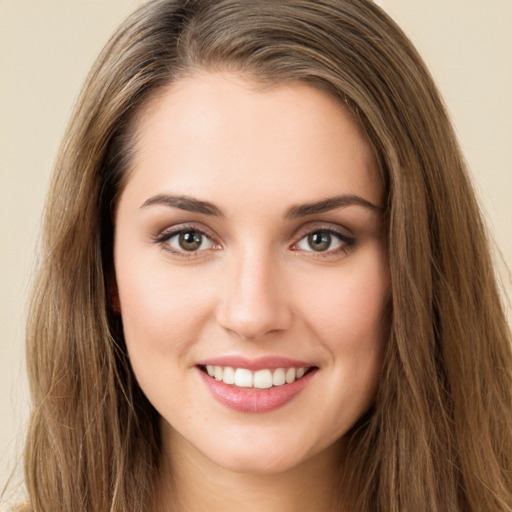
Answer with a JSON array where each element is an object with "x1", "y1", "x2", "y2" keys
[
  {"x1": 294, "y1": 229, "x2": 354, "y2": 253},
  {"x1": 155, "y1": 227, "x2": 216, "y2": 254}
]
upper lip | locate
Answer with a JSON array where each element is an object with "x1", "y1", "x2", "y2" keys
[{"x1": 195, "y1": 355, "x2": 316, "y2": 371}]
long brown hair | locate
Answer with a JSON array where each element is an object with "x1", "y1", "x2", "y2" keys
[{"x1": 23, "y1": 1, "x2": 512, "y2": 510}]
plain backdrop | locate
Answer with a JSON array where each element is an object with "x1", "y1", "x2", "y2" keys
[{"x1": 1, "y1": 0, "x2": 511, "y2": 498}]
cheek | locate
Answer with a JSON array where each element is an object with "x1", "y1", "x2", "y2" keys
[
  {"x1": 115, "y1": 255, "x2": 214, "y2": 365},
  {"x1": 298, "y1": 250, "x2": 389, "y2": 417},
  {"x1": 300, "y1": 250, "x2": 390, "y2": 351},
  {"x1": 115, "y1": 261, "x2": 217, "y2": 417}
]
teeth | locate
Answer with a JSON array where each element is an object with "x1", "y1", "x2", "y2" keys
[
  {"x1": 272, "y1": 368, "x2": 286, "y2": 386},
  {"x1": 285, "y1": 367, "x2": 296, "y2": 384},
  {"x1": 253, "y1": 369, "x2": 273, "y2": 389},
  {"x1": 204, "y1": 365, "x2": 310, "y2": 388},
  {"x1": 234, "y1": 368, "x2": 253, "y2": 388},
  {"x1": 223, "y1": 366, "x2": 235, "y2": 385}
]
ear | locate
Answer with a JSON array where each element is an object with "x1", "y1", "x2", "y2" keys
[{"x1": 109, "y1": 278, "x2": 122, "y2": 314}]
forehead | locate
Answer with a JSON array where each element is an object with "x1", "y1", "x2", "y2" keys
[{"x1": 124, "y1": 72, "x2": 383, "y2": 211}]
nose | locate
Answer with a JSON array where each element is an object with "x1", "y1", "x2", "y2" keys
[{"x1": 216, "y1": 248, "x2": 293, "y2": 341}]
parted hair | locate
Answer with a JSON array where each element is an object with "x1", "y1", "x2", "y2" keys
[{"x1": 23, "y1": 1, "x2": 512, "y2": 511}]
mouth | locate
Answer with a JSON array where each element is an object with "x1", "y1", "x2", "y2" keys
[
  {"x1": 198, "y1": 364, "x2": 317, "y2": 389},
  {"x1": 196, "y1": 361, "x2": 318, "y2": 413}
]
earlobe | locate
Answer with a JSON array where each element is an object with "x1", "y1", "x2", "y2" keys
[{"x1": 109, "y1": 278, "x2": 122, "y2": 314}]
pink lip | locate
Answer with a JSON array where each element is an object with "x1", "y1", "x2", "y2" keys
[
  {"x1": 196, "y1": 364, "x2": 317, "y2": 414},
  {"x1": 196, "y1": 355, "x2": 313, "y2": 371}
]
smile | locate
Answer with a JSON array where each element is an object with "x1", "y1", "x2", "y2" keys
[
  {"x1": 196, "y1": 358, "x2": 318, "y2": 413},
  {"x1": 201, "y1": 365, "x2": 311, "y2": 389}
]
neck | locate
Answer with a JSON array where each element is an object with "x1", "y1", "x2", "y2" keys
[{"x1": 153, "y1": 424, "x2": 347, "y2": 512}]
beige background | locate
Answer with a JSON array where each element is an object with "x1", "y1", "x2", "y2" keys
[{"x1": 1, "y1": 0, "x2": 511, "y2": 497}]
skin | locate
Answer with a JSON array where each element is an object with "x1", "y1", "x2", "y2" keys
[{"x1": 113, "y1": 72, "x2": 390, "y2": 511}]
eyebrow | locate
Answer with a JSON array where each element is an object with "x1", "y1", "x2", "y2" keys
[
  {"x1": 140, "y1": 193, "x2": 382, "y2": 218},
  {"x1": 141, "y1": 194, "x2": 223, "y2": 216},
  {"x1": 285, "y1": 194, "x2": 382, "y2": 219}
]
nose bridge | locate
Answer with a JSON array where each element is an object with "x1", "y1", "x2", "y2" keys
[{"x1": 217, "y1": 243, "x2": 292, "y2": 340}]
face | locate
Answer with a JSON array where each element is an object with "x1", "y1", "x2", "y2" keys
[{"x1": 113, "y1": 72, "x2": 389, "y2": 475}]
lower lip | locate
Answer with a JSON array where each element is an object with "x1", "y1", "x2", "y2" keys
[{"x1": 198, "y1": 368, "x2": 316, "y2": 413}]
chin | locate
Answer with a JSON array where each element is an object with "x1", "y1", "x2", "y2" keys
[
  {"x1": 201, "y1": 425, "x2": 340, "y2": 476},
  {"x1": 209, "y1": 446, "x2": 309, "y2": 475}
]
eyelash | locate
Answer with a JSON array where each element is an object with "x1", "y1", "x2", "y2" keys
[
  {"x1": 152, "y1": 225, "x2": 356, "y2": 259},
  {"x1": 152, "y1": 225, "x2": 219, "y2": 257},
  {"x1": 291, "y1": 227, "x2": 356, "y2": 258}
]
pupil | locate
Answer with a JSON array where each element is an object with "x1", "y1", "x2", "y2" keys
[
  {"x1": 179, "y1": 231, "x2": 202, "y2": 251},
  {"x1": 308, "y1": 232, "x2": 331, "y2": 251}
]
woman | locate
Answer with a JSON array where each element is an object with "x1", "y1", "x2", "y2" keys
[{"x1": 20, "y1": 0, "x2": 512, "y2": 510}]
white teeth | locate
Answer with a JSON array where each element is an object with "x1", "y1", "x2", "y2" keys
[
  {"x1": 214, "y1": 366, "x2": 223, "y2": 381},
  {"x1": 223, "y1": 366, "x2": 235, "y2": 385},
  {"x1": 285, "y1": 367, "x2": 296, "y2": 384},
  {"x1": 272, "y1": 368, "x2": 286, "y2": 386},
  {"x1": 253, "y1": 369, "x2": 273, "y2": 389},
  {"x1": 205, "y1": 365, "x2": 311, "y2": 388},
  {"x1": 234, "y1": 368, "x2": 253, "y2": 388}
]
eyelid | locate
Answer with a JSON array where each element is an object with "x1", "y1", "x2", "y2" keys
[
  {"x1": 152, "y1": 223, "x2": 222, "y2": 255},
  {"x1": 291, "y1": 221, "x2": 354, "y2": 242},
  {"x1": 151, "y1": 221, "x2": 355, "y2": 258},
  {"x1": 290, "y1": 223, "x2": 356, "y2": 255}
]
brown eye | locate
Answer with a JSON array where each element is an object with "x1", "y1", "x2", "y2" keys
[
  {"x1": 294, "y1": 228, "x2": 354, "y2": 255},
  {"x1": 307, "y1": 231, "x2": 332, "y2": 252},
  {"x1": 158, "y1": 228, "x2": 216, "y2": 254},
  {"x1": 178, "y1": 231, "x2": 203, "y2": 251}
]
